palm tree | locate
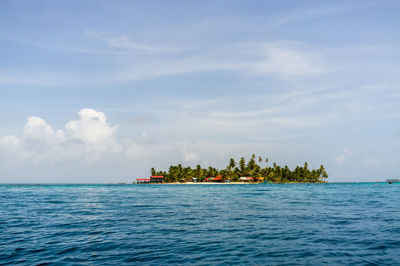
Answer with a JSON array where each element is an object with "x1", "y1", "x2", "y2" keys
[
  {"x1": 247, "y1": 156, "x2": 257, "y2": 177},
  {"x1": 254, "y1": 164, "x2": 262, "y2": 182},
  {"x1": 229, "y1": 158, "x2": 236, "y2": 170},
  {"x1": 239, "y1": 157, "x2": 246, "y2": 176},
  {"x1": 183, "y1": 167, "x2": 193, "y2": 182},
  {"x1": 319, "y1": 165, "x2": 328, "y2": 182},
  {"x1": 226, "y1": 158, "x2": 236, "y2": 182},
  {"x1": 233, "y1": 167, "x2": 240, "y2": 182},
  {"x1": 177, "y1": 164, "x2": 183, "y2": 182},
  {"x1": 151, "y1": 155, "x2": 328, "y2": 184}
]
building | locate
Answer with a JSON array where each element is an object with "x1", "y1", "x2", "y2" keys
[
  {"x1": 137, "y1": 178, "x2": 151, "y2": 184},
  {"x1": 150, "y1": 176, "x2": 164, "y2": 183},
  {"x1": 239, "y1": 177, "x2": 254, "y2": 182},
  {"x1": 205, "y1": 176, "x2": 222, "y2": 182}
]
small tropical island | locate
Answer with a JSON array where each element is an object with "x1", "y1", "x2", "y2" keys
[{"x1": 137, "y1": 155, "x2": 328, "y2": 184}]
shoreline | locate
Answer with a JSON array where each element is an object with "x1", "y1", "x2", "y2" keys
[{"x1": 142, "y1": 181, "x2": 326, "y2": 185}]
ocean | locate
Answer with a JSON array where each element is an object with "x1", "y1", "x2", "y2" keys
[{"x1": 0, "y1": 183, "x2": 399, "y2": 265}]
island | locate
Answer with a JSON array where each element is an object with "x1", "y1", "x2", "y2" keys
[{"x1": 137, "y1": 155, "x2": 328, "y2": 184}]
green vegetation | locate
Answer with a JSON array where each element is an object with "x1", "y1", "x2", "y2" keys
[{"x1": 151, "y1": 154, "x2": 328, "y2": 183}]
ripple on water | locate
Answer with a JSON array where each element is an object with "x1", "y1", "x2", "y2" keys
[{"x1": 0, "y1": 183, "x2": 400, "y2": 264}]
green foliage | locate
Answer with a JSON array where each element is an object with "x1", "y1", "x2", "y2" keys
[{"x1": 150, "y1": 155, "x2": 328, "y2": 183}]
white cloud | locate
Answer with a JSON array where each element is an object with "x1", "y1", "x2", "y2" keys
[
  {"x1": 181, "y1": 145, "x2": 200, "y2": 163},
  {"x1": 120, "y1": 42, "x2": 325, "y2": 82},
  {"x1": 66, "y1": 108, "x2": 117, "y2": 144},
  {"x1": 335, "y1": 155, "x2": 346, "y2": 165},
  {"x1": 135, "y1": 132, "x2": 152, "y2": 145},
  {"x1": 364, "y1": 156, "x2": 379, "y2": 167},
  {"x1": 271, "y1": 3, "x2": 374, "y2": 27},
  {"x1": 1, "y1": 105, "x2": 305, "y2": 168},
  {"x1": 248, "y1": 44, "x2": 325, "y2": 78},
  {"x1": 84, "y1": 31, "x2": 184, "y2": 55},
  {"x1": 24, "y1": 116, "x2": 65, "y2": 144},
  {"x1": 0, "y1": 135, "x2": 20, "y2": 147},
  {"x1": 124, "y1": 139, "x2": 148, "y2": 159},
  {"x1": 0, "y1": 108, "x2": 125, "y2": 164},
  {"x1": 335, "y1": 148, "x2": 353, "y2": 165},
  {"x1": 0, "y1": 107, "x2": 286, "y2": 172},
  {"x1": 343, "y1": 148, "x2": 353, "y2": 157},
  {"x1": 0, "y1": 107, "x2": 344, "y2": 181}
]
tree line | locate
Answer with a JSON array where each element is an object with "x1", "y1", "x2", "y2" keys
[{"x1": 151, "y1": 154, "x2": 328, "y2": 183}]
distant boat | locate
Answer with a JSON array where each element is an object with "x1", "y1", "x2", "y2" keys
[{"x1": 387, "y1": 179, "x2": 400, "y2": 184}]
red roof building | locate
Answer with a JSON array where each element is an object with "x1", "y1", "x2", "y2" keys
[
  {"x1": 205, "y1": 176, "x2": 222, "y2": 182},
  {"x1": 150, "y1": 176, "x2": 164, "y2": 183},
  {"x1": 137, "y1": 178, "x2": 151, "y2": 184}
]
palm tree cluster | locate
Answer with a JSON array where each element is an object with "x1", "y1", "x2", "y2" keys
[{"x1": 151, "y1": 154, "x2": 328, "y2": 183}]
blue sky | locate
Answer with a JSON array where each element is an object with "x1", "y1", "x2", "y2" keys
[{"x1": 0, "y1": 0, "x2": 399, "y2": 182}]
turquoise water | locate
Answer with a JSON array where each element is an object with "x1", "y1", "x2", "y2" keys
[{"x1": 1, "y1": 183, "x2": 399, "y2": 264}]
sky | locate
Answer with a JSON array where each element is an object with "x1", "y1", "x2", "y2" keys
[{"x1": 0, "y1": 0, "x2": 399, "y2": 183}]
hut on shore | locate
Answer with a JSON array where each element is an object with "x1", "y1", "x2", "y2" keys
[
  {"x1": 205, "y1": 176, "x2": 222, "y2": 182},
  {"x1": 239, "y1": 177, "x2": 254, "y2": 182},
  {"x1": 150, "y1": 176, "x2": 164, "y2": 183},
  {"x1": 137, "y1": 178, "x2": 151, "y2": 184}
]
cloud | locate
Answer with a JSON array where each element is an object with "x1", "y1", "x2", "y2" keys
[
  {"x1": 248, "y1": 44, "x2": 325, "y2": 77},
  {"x1": 181, "y1": 145, "x2": 200, "y2": 163},
  {"x1": 0, "y1": 107, "x2": 341, "y2": 181},
  {"x1": 343, "y1": 148, "x2": 353, "y2": 157},
  {"x1": 120, "y1": 42, "x2": 325, "y2": 81},
  {"x1": 0, "y1": 104, "x2": 313, "y2": 169},
  {"x1": 0, "y1": 135, "x2": 20, "y2": 147},
  {"x1": 66, "y1": 108, "x2": 117, "y2": 144},
  {"x1": 0, "y1": 71, "x2": 77, "y2": 86},
  {"x1": 0, "y1": 107, "x2": 295, "y2": 169},
  {"x1": 271, "y1": 3, "x2": 374, "y2": 27},
  {"x1": 0, "y1": 108, "x2": 124, "y2": 164},
  {"x1": 84, "y1": 31, "x2": 183, "y2": 54},
  {"x1": 0, "y1": 40, "x2": 325, "y2": 86},
  {"x1": 335, "y1": 155, "x2": 346, "y2": 165},
  {"x1": 335, "y1": 148, "x2": 353, "y2": 165},
  {"x1": 24, "y1": 116, "x2": 65, "y2": 143},
  {"x1": 364, "y1": 156, "x2": 379, "y2": 167}
]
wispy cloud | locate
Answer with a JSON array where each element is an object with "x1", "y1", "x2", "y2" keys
[
  {"x1": 0, "y1": 41, "x2": 326, "y2": 86},
  {"x1": 84, "y1": 31, "x2": 185, "y2": 55},
  {"x1": 336, "y1": 149, "x2": 353, "y2": 165},
  {"x1": 117, "y1": 42, "x2": 326, "y2": 82},
  {"x1": 271, "y1": 2, "x2": 376, "y2": 27}
]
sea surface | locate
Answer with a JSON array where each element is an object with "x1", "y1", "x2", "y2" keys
[{"x1": 0, "y1": 183, "x2": 399, "y2": 265}]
